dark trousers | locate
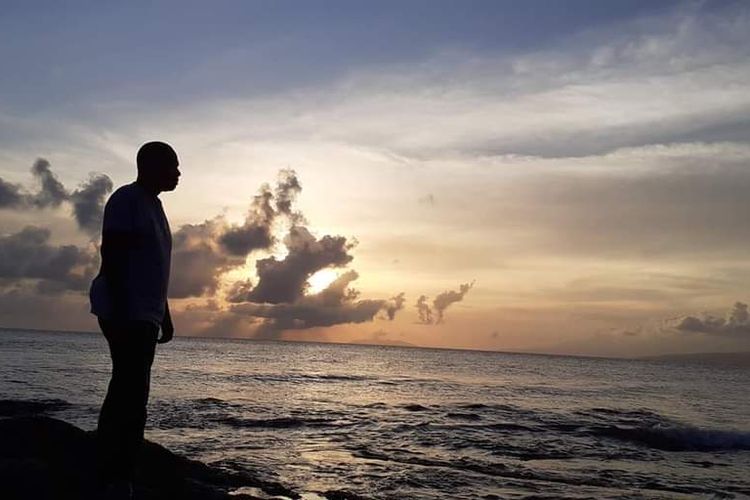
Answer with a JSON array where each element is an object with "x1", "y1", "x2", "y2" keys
[{"x1": 97, "y1": 318, "x2": 159, "y2": 481}]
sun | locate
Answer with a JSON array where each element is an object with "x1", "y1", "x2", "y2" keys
[{"x1": 307, "y1": 269, "x2": 338, "y2": 294}]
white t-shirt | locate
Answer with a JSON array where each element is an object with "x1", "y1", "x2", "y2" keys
[{"x1": 90, "y1": 182, "x2": 172, "y2": 325}]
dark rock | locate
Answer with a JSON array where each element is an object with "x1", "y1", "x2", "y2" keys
[{"x1": 0, "y1": 416, "x2": 298, "y2": 500}]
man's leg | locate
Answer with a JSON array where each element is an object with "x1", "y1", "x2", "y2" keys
[{"x1": 97, "y1": 319, "x2": 159, "y2": 482}]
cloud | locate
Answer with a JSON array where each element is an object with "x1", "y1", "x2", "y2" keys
[
  {"x1": 383, "y1": 292, "x2": 405, "y2": 320},
  {"x1": 140, "y1": 3, "x2": 749, "y2": 161},
  {"x1": 70, "y1": 174, "x2": 114, "y2": 235},
  {"x1": 170, "y1": 170, "x2": 303, "y2": 298},
  {"x1": 416, "y1": 295, "x2": 433, "y2": 324},
  {"x1": 166, "y1": 167, "x2": 401, "y2": 334},
  {"x1": 174, "y1": 301, "x2": 257, "y2": 338},
  {"x1": 222, "y1": 191, "x2": 406, "y2": 336},
  {"x1": 675, "y1": 302, "x2": 750, "y2": 337},
  {"x1": 231, "y1": 269, "x2": 390, "y2": 338},
  {"x1": 217, "y1": 184, "x2": 275, "y2": 256},
  {"x1": 0, "y1": 159, "x2": 66, "y2": 210},
  {"x1": 0, "y1": 178, "x2": 25, "y2": 208},
  {"x1": 234, "y1": 226, "x2": 354, "y2": 304},
  {"x1": 161, "y1": 167, "x2": 405, "y2": 347},
  {"x1": 169, "y1": 217, "x2": 244, "y2": 298},
  {"x1": 416, "y1": 282, "x2": 474, "y2": 324},
  {"x1": 0, "y1": 158, "x2": 113, "y2": 236},
  {"x1": 560, "y1": 301, "x2": 750, "y2": 357},
  {"x1": 30, "y1": 158, "x2": 67, "y2": 209},
  {"x1": 0, "y1": 226, "x2": 96, "y2": 293},
  {"x1": 23, "y1": 1, "x2": 746, "y2": 184},
  {"x1": 273, "y1": 168, "x2": 305, "y2": 224},
  {"x1": 433, "y1": 281, "x2": 474, "y2": 323}
]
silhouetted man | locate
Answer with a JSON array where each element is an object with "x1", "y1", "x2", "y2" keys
[{"x1": 90, "y1": 141, "x2": 180, "y2": 498}]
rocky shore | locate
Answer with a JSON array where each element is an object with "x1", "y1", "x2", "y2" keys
[{"x1": 0, "y1": 415, "x2": 297, "y2": 500}]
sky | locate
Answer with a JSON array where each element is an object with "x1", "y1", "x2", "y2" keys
[{"x1": 1, "y1": 0, "x2": 749, "y2": 356}]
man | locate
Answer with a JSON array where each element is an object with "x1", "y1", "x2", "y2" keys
[{"x1": 90, "y1": 141, "x2": 180, "y2": 497}]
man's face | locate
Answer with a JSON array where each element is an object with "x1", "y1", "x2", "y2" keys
[{"x1": 157, "y1": 159, "x2": 181, "y2": 192}]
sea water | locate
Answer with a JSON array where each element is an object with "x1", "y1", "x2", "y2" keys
[{"x1": 0, "y1": 329, "x2": 748, "y2": 499}]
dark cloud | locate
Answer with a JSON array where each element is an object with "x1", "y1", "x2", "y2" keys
[
  {"x1": 0, "y1": 158, "x2": 113, "y2": 236},
  {"x1": 174, "y1": 302, "x2": 256, "y2": 338},
  {"x1": 218, "y1": 170, "x2": 303, "y2": 256},
  {"x1": 218, "y1": 186, "x2": 275, "y2": 256},
  {"x1": 30, "y1": 159, "x2": 67, "y2": 209},
  {"x1": 231, "y1": 270, "x2": 388, "y2": 338},
  {"x1": 384, "y1": 292, "x2": 405, "y2": 320},
  {"x1": 0, "y1": 226, "x2": 96, "y2": 293},
  {"x1": 416, "y1": 295, "x2": 433, "y2": 324},
  {"x1": 169, "y1": 218, "x2": 244, "y2": 298},
  {"x1": 235, "y1": 226, "x2": 354, "y2": 304},
  {"x1": 0, "y1": 165, "x2": 403, "y2": 339},
  {"x1": 675, "y1": 302, "x2": 750, "y2": 337},
  {"x1": 226, "y1": 218, "x2": 405, "y2": 336},
  {"x1": 70, "y1": 174, "x2": 114, "y2": 235},
  {"x1": 0, "y1": 178, "x2": 25, "y2": 208},
  {"x1": 236, "y1": 298, "x2": 385, "y2": 333},
  {"x1": 416, "y1": 281, "x2": 474, "y2": 325},
  {"x1": 433, "y1": 281, "x2": 474, "y2": 323},
  {"x1": 218, "y1": 224, "x2": 273, "y2": 257},
  {"x1": 416, "y1": 282, "x2": 474, "y2": 324},
  {"x1": 171, "y1": 170, "x2": 305, "y2": 299},
  {"x1": 274, "y1": 169, "x2": 305, "y2": 224}
]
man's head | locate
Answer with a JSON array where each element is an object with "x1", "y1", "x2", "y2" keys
[{"x1": 136, "y1": 141, "x2": 180, "y2": 193}]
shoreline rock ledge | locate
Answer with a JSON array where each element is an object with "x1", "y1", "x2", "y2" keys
[{"x1": 0, "y1": 416, "x2": 296, "y2": 500}]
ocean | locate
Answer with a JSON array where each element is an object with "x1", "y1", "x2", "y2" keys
[{"x1": 0, "y1": 329, "x2": 748, "y2": 499}]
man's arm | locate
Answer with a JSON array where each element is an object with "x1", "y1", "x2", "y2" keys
[
  {"x1": 101, "y1": 230, "x2": 133, "y2": 320},
  {"x1": 158, "y1": 300, "x2": 174, "y2": 344}
]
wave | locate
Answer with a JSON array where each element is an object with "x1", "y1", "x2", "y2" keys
[
  {"x1": 590, "y1": 423, "x2": 750, "y2": 452},
  {"x1": 218, "y1": 415, "x2": 355, "y2": 429},
  {"x1": 567, "y1": 407, "x2": 750, "y2": 452},
  {"x1": 487, "y1": 422, "x2": 537, "y2": 432},
  {"x1": 400, "y1": 404, "x2": 431, "y2": 412},
  {"x1": 361, "y1": 402, "x2": 388, "y2": 409},
  {"x1": 229, "y1": 373, "x2": 374, "y2": 384},
  {"x1": 458, "y1": 403, "x2": 488, "y2": 410},
  {"x1": 446, "y1": 412, "x2": 482, "y2": 421},
  {"x1": 192, "y1": 397, "x2": 242, "y2": 410}
]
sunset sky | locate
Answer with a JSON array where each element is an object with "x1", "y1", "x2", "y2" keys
[{"x1": 1, "y1": 0, "x2": 749, "y2": 356}]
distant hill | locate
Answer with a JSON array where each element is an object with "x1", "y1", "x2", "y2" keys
[
  {"x1": 642, "y1": 352, "x2": 750, "y2": 368},
  {"x1": 343, "y1": 338, "x2": 419, "y2": 348}
]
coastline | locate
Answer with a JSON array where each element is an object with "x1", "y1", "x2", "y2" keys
[{"x1": 0, "y1": 414, "x2": 298, "y2": 500}]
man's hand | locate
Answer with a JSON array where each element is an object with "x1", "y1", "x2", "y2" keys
[{"x1": 158, "y1": 301, "x2": 174, "y2": 344}]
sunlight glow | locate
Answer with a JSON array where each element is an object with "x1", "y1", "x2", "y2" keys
[{"x1": 307, "y1": 269, "x2": 338, "y2": 294}]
